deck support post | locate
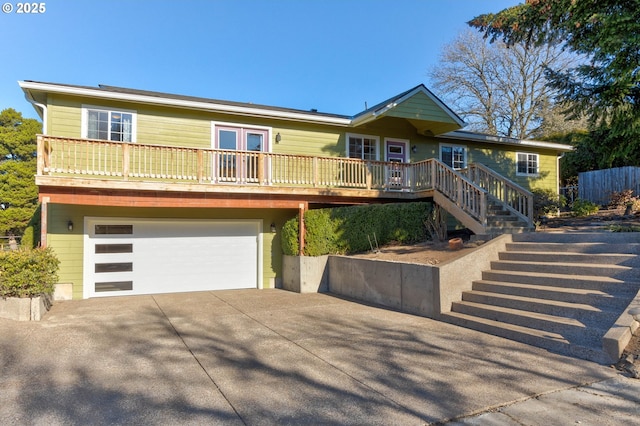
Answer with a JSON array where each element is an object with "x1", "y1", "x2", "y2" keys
[
  {"x1": 40, "y1": 196, "x2": 50, "y2": 248},
  {"x1": 298, "y1": 203, "x2": 306, "y2": 256}
]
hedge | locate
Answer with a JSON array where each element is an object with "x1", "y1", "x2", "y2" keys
[
  {"x1": 281, "y1": 202, "x2": 432, "y2": 256},
  {"x1": 0, "y1": 247, "x2": 60, "y2": 298}
]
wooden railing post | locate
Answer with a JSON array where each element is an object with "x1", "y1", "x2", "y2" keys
[
  {"x1": 197, "y1": 149, "x2": 204, "y2": 183},
  {"x1": 122, "y1": 143, "x2": 130, "y2": 181},
  {"x1": 36, "y1": 135, "x2": 45, "y2": 175},
  {"x1": 257, "y1": 153, "x2": 265, "y2": 185},
  {"x1": 312, "y1": 157, "x2": 318, "y2": 187},
  {"x1": 365, "y1": 162, "x2": 372, "y2": 190}
]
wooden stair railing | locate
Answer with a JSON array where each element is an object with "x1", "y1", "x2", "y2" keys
[{"x1": 465, "y1": 163, "x2": 534, "y2": 229}]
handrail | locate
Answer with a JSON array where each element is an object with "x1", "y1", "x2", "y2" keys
[
  {"x1": 432, "y1": 159, "x2": 487, "y2": 225},
  {"x1": 465, "y1": 163, "x2": 534, "y2": 227}
]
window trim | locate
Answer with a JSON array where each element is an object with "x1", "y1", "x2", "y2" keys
[
  {"x1": 346, "y1": 133, "x2": 380, "y2": 161},
  {"x1": 516, "y1": 152, "x2": 540, "y2": 176},
  {"x1": 439, "y1": 143, "x2": 467, "y2": 170},
  {"x1": 81, "y1": 105, "x2": 137, "y2": 142},
  {"x1": 210, "y1": 121, "x2": 272, "y2": 152}
]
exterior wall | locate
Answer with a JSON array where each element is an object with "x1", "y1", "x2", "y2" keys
[
  {"x1": 386, "y1": 92, "x2": 456, "y2": 123},
  {"x1": 47, "y1": 203, "x2": 295, "y2": 299},
  {"x1": 45, "y1": 93, "x2": 561, "y2": 193},
  {"x1": 46, "y1": 94, "x2": 348, "y2": 156}
]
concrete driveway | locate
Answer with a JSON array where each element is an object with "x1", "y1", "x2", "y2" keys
[{"x1": 0, "y1": 289, "x2": 631, "y2": 425}]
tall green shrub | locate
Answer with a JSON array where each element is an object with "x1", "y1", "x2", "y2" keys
[
  {"x1": 0, "y1": 247, "x2": 59, "y2": 298},
  {"x1": 280, "y1": 202, "x2": 431, "y2": 256}
]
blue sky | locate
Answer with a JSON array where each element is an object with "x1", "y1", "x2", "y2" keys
[{"x1": 1, "y1": 0, "x2": 521, "y2": 120}]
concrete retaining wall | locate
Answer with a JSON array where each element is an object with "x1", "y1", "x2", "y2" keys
[
  {"x1": 329, "y1": 257, "x2": 439, "y2": 317},
  {"x1": 0, "y1": 295, "x2": 51, "y2": 321},
  {"x1": 282, "y1": 255, "x2": 329, "y2": 293},
  {"x1": 283, "y1": 235, "x2": 511, "y2": 318}
]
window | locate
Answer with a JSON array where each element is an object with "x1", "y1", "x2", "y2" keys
[
  {"x1": 517, "y1": 152, "x2": 539, "y2": 176},
  {"x1": 347, "y1": 134, "x2": 379, "y2": 160},
  {"x1": 82, "y1": 106, "x2": 136, "y2": 142},
  {"x1": 440, "y1": 144, "x2": 467, "y2": 169}
]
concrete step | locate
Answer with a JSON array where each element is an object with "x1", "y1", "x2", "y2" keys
[
  {"x1": 472, "y1": 280, "x2": 626, "y2": 307},
  {"x1": 481, "y1": 269, "x2": 636, "y2": 292},
  {"x1": 512, "y1": 232, "x2": 640, "y2": 245},
  {"x1": 488, "y1": 215, "x2": 520, "y2": 223},
  {"x1": 489, "y1": 259, "x2": 632, "y2": 277},
  {"x1": 441, "y1": 311, "x2": 609, "y2": 363},
  {"x1": 450, "y1": 300, "x2": 609, "y2": 340},
  {"x1": 498, "y1": 251, "x2": 637, "y2": 265},
  {"x1": 505, "y1": 242, "x2": 640, "y2": 255},
  {"x1": 484, "y1": 226, "x2": 531, "y2": 235},
  {"x1": 461, "y1": 290, "x2": 622, "y2": 324}
]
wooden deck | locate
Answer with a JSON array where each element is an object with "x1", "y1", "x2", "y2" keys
[{"x1": 36, "y1": 135, "x2": 534, "y2": 233}]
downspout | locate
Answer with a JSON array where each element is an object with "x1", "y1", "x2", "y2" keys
[
  {"x1": 23, "y1": 89, "x2": 48, "y2": 247},
  {"x1": 557, "y1": 152, "x2": 565, "y2": 195},
  {"x1": 23, "y1": 89, "x2": 47, "y2": 135},
  {"x1": 557, "y1": 152, "x2": 566, "y2": 216}
]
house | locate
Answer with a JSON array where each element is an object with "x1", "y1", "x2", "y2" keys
[{"x1": 19, "y1": 81, "x2": 572, "y2": 299}]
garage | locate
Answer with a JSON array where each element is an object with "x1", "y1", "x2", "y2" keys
[{"x1": 83, "y1": 218, "x2": 261, "y2": 298}]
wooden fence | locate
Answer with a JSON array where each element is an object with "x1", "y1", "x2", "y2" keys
[{"x1": 579, "y1": 166, "x2": 640, "y2": 205}]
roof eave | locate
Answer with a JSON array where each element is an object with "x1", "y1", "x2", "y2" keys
[
  {"x1": 438, "y1": 130, "x2": 573, "y2": 151},
  {"x1": 18, "y1": 81, "x2": 352, "y2": 126},
  {"x1": 350, "y1": 85, "x2": 465, "y2": 129}
]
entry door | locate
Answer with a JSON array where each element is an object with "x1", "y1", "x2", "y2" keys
[
  {"x1": 214, "y1": 126, "x2": 268, "y2": 183},
  {"x1": 385, "y1": 140, "x2": 408, "y2": 190}
]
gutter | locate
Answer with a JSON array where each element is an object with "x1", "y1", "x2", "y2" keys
[{"x1": 23, "y1": 88, "x2": 47, "y2": 135}]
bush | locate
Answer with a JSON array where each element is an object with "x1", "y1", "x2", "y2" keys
[
  {"x1": 281, "y1": 202, "x2": 431, "y2": 256},
  {"x1": 0, "y1": 247, "x2": 60, "y2": 298},
  {"x1": 20, "y1": 205, "x2": 41, "y2": 249},
  {"x1": 609, "y1": 224, "x2": 640, "y2": 232},
  {"x1": 608, "y1": 190, "x2": 639, "y2": 213},
  {"x1": 571, "y1": 198, "x2": 599, "y2": 217},
  {"x1": 532, "y1": 188, "x2": 565, "y2": 218}
]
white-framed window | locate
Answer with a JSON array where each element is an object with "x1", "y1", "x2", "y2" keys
[
  {"x1": 81, "y1": 106, "x2": 137, "y2": 142},
  {"x1": 347, "y1": 133, "x2": 379, "y2": 161},
  {"x1": 516, "y1": 152, "x2": 539, "y2": 176},
  {"x1": 440, "y1": 143, "x2": 467, "y2": 169}
]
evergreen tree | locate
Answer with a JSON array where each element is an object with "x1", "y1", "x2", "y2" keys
[
  {"x1": 470, "y1": 0, "x2": 640, "y2": 167},
  {"x1": 0, "y1": 108, "x2": 41, "y2": 235}
]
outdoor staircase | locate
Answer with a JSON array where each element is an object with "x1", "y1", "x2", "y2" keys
[
  {"x1": 441, "y1": 232, "x2": 640, "y2": 364},
  {"x1": 484, "y1": 198, "x2": 531, "y2": 234}
]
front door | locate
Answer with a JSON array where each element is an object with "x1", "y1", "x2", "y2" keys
[
  {"x1": 385, "y1": 140, "x2": 408, "y2": 190},
  {"x1": 214, "y1": 125, "x2": 268, "y2": 183}
]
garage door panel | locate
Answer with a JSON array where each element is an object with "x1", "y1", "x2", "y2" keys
[{"x1": 85, "y1": 218, "x2": 260, "y2": 298}]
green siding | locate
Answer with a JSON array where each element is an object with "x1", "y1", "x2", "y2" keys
[
  {"x1": 386, "y1": 92, "x2": 457, "y2": 123},
  {"x1": 48, "y1": 204, "x2": 295, "y2": 299}
]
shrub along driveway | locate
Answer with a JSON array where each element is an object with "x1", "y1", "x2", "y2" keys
[{"x1": 0, "y1": 289, "x2": 621, "y2": 425}]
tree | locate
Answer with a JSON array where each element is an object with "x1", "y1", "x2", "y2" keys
[
  {"x1": 469, "y1": 0, "x2": 640, "y2": 167},
  {"x1": 0, "y1": 108, "x2": 41, "y2": 236},
  {"x1": 428, "y1": 29, "x2": 575, "y2": 139}
]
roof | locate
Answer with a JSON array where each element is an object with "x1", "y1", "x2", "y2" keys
[
  {"x1": 351, "y1": 84, "x2": 465, "y2": 128},
  {"x1": 439, "y1": 130, "x2": 573, "y2": 152},
  {"x1": 19, "y1": 80, "x2": 572, "y2": 151},
  {"x1": 20, "y1": 80, "x2": 352, "y2": 126}
]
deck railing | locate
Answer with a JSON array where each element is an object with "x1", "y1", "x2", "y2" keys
[
  {"x1": 465, "y1": 163, "x2": 534, "y2": 227},
  {"x1": 37, "y1": 135, "x2": 512, "y2": 230},
  {"x1": 38, "y1": 135, "x2": 439, "y2": 191}
]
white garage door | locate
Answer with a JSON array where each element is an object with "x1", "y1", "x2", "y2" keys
[{"x1": 83, "y1": 218, "x2": 261, "y2": 298}]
